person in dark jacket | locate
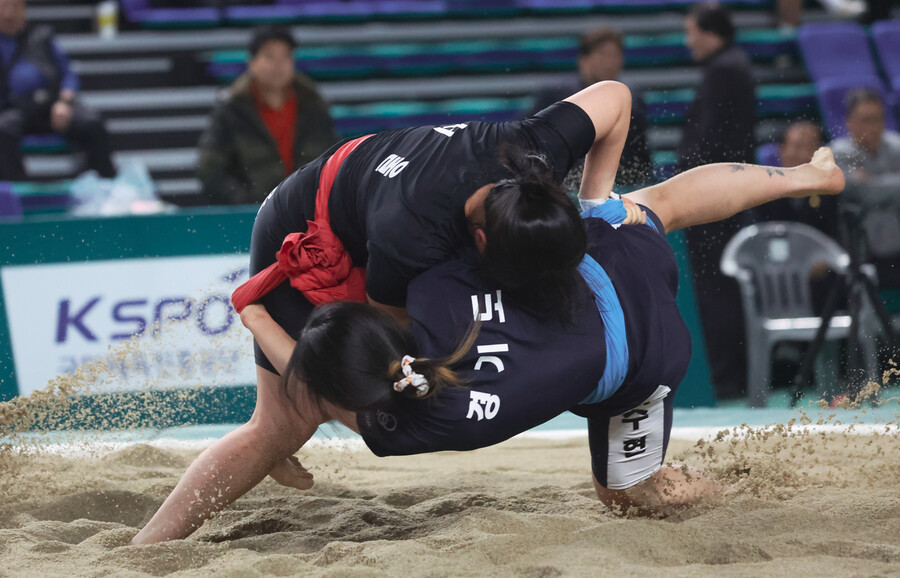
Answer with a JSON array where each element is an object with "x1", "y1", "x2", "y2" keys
[
  {"x1": 678, "y1": 2, "x2": 757, "y2": 400},
  {"x1": 527, "y1": 27, "x2": 653, "y2": 189},
  {"x1": 0, "y1": 0, "x2": 115, "y2": 180},
  {"x1": 197, "y1": 26, "x2": 339, "y2": 205}
]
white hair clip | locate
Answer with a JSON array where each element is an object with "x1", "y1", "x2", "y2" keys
[{"x1": 393, "y1": 355, "x2": 430, "y2": 397}]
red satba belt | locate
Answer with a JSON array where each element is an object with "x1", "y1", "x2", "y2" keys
[{"x1": 231, "y1": 135, "x2": 373, "y2": 313}]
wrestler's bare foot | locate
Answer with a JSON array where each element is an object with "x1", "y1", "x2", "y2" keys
[{"x1": 788, "y1": 146, "x2": 845, "y2": 199}]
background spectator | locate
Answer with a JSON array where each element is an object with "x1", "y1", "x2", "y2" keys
[
  {"x1": 196, "y1": 25, "x2": 339, "y2": 205},
  {"x1": 776, "y1": 0, "x2": 802, "y2": 28},
  {"x1": 831, "y1": 88, "x2": 900, "y2": 286},
  {"x1": 0, "y1": 0, "x2": 115, "y2": 181},
  {"x1": 780, "y1": 121, "x2": 822, "y2": 168},
  {"x1": 756, "y1": 121, "x2": 839, "y2": 238},
  {"x1": 527, "y1": 26, "x2": 652, "y2": 190},
  {"x1": 678, "y1": 2, "x2": 757, "y2": 400}
]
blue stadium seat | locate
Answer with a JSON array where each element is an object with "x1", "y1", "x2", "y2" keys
[
  {"x1": 756, "y1": 142, "x2": 781, "y2": 166},
  {"x1": 816, "y1": 75, "x2": 897, "y2": 139},
  {"x1": 872, "y1": 20, "x2": 900, "y2": 91},
  {"x1": 0, "y1": 183, "x2": 23, "y2": 219},
  {"x1": 445, "y1": 0, "x2": 520, "y2": 15},
  {"x1": 797, "y1": 22, "x2": 879, "y2": 82},
  {"x1": 120, "y1": 0, "x2": 221, "y2": 28},
  {"x1": 21, "y1": 133, "x2": 68, "y2": 153},
  {"x1": 372, "y1": 1, "x2": 447, "y2": 17},
  {"x1": 223, "y1": 3, "x2": 304, "y2": 24},
  {"x1": 277, "y1": 0, "x2": 376, "y2": 19}
]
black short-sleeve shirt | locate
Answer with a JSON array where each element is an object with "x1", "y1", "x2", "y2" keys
[
  {"x1": 358, "y1": 258, "x2": 607, "y2": 456},
  {"x1": 270, "y1": 101, "x2": 596, "y2": 307},
  {"x1": 357, "y1": 209, "x2": 692, "y2": 457}
]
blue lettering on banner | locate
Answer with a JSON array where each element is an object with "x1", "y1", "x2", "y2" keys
[
  {"x1": 56, "y1": 297, "x2": 101, "y2": 343},
  {"x1": 112, "y1": 299, "x2": 148, "y2": 340},
  {"x1": 54, "y1": 293, "x2": 239, "y2": 343},
  {"x1": 153, "y1": 298, "x2": 192, "y2": 334},
  {"x1": 56, "y1": 347, "x2": 244, "y2": 382},
  {"x1": 197, "y1": 295, "x2": 233, "y2": 336}
]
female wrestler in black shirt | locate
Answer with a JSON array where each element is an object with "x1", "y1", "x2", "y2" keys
[{"x1": 133, "y1": 146, "x2": 845, "y2": 544}]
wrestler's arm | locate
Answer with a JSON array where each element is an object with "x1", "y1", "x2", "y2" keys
[
  {"x1": 622, "y1": 147, "x2": 845, "y2": 233},
  {"x1": 367, "y1": 294, "x2": 411, "y2": 326},
  {"x1": 132, "y1": 370, "x2": 323, "y2": 544},
  {"x1": 132, "y1": 307, "x2": 327, "y2": 544},
  {"x1": 239, "y1": 304, "x2": 297, "y2": 374},
  {"x1": 564, "y1": 81, "x2": 632, "y2": 203}
]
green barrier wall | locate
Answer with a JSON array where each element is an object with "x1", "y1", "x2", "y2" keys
[
  {"x1": 0, "y1": 208, "x2": 716, "y2": 428},
  {"x1": 0, "y1": 207, "x2": 258, "y2": 406},
  {"x1": 666, "y1": 230, "x2": 717, "y2": 408}
]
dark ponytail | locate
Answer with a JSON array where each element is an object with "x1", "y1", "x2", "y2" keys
[
  {"x1": 480, "y1": 146, "x2": 588, "y2": 320},
  {"x1": 283, "y1": 302, "x2": 478, "y2": 411}
]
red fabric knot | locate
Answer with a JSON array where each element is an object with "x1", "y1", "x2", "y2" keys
[
  {"x1": 231, "y1": 135, "x2": 373, "y2": 313},
  {"x1": 276, "y1": 220, "x2": 366, "y2": 305}
]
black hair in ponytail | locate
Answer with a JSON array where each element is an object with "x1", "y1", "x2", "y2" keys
[
  {"x1": 283, "y1": 302, "x2": 477, "y2": 412},
  {"x1": 480, "y1": 146, "x2": 588, "y2": 320}
]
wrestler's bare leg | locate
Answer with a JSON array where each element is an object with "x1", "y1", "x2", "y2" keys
[
  {"x1": 625, "y1": 147, "x2": 844, "y2": 233},
  {"x1": 133, "y1": 366, "x2": 324, "y2": 544}
]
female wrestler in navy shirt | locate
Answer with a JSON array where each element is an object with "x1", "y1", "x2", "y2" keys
[{"x1": 134, "y1": 145, "x2": 845, "y2": 544}]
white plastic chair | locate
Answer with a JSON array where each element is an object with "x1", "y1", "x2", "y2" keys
[{"x1": 720, "y1": 221, "x2": 878, "y2": 407}]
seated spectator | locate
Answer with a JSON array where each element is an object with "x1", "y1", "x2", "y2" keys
[
  {"x1": 197, "y1": 25, "x2": 339, "y2": 205},
  {"x1": 757, "y1": 120, "x2": 840, "y2": 238},
  {"x1": 0, "y1": 0, "x2": 115, "y2": 180},
  {"x1": 526, "y1": 26, "x2": 652, "y2": 189},
  {"x1": 831, "y1": 88, "x2": 900, "y2": 285}
]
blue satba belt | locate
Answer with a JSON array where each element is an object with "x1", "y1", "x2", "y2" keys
[{"x1": 576, "y1": 199, "x2": 658, "y2": 405}]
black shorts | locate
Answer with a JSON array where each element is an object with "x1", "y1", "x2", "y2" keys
[
  {"x1": 585, "y1": 383, "x2": 676, "y2": 489},
  {"x1": 577, "y1": 208, "x2": 690, "y2": 489},
  {"x1": 248, "y1": 155, "x2": 328, "y2": 373}
]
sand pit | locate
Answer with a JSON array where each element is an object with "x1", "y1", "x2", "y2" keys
[{"x1": 1, "y1": 420, "x2": 899, "y2": 577}]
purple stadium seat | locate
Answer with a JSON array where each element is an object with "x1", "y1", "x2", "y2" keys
[
  {"x1": 598, "y1": 0, "x2": 772, "y2": 6},
  {"x1": 373, "y1": 1, "x2": 446, "y2": 17},
  {"x1": 224, "y1": 3, "x2": 304, "y2": 23},
  {"x1": 872, "y1": 20, "x2": 900, "y2": 91},
  {"x1": 445, "y1": 0, "x2": 519, "y2": 15},
  {"x1": 284, "y1": 1, "x2": 376, "y2": 19},
  {"x1": 816, "y1": 75, "x2": 897, "y2": 139},
  {"x1": 0, "y1": 183, "x2": 23, "y2": 219},
  {"x1": 756, "y1": 142, "x2": 782, "y2": 166},
  {"x1": 797, "y1": 22, "x2": 879, "y2": 82},
  {"x1": 120, "y1": 0, "x2": 221, "y2": 26},
  {"x1": 516, "y1": 0, "x2": 597, "y2": 9},
  {"x1": 21, "y1": 133, "x2": 67, "y2": 151}
]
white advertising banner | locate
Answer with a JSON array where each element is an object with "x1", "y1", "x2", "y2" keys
[{"x1": 1, "y1": 255, "x2": 255, "y2": 396}]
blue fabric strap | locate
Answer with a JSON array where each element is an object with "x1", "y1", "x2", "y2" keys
[
  {"x1": 576, "y1": 197, "x2": 660, "y2": 405},
  {"x1": 581, "y1": 198, "x2": 628, "y2": 225},
  {"x1": 577, "y1": 253, "x2": 629, "y2": 405},
  {"x1": 581, "y1": 198, "x2": 660, "y2": 234}
]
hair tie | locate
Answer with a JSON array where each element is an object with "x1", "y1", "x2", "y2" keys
[
  {"x1": 526, "y1": 153, "x2": 550, "y2": 169},
  {"x1": 392, "y1": 355, "x2": 429, "y2": 397}
]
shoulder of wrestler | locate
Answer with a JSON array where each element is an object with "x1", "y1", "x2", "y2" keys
[
  {"x1": 408, "y1": 259, "x2": 483, "y2": 310},
  {"x1": 581, "y1": 216, "x2": 622, "y2": 260}
]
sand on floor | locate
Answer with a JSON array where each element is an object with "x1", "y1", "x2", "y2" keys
[{"x1": 1, "y1": 408, "x2": 899, "y2": 578}]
